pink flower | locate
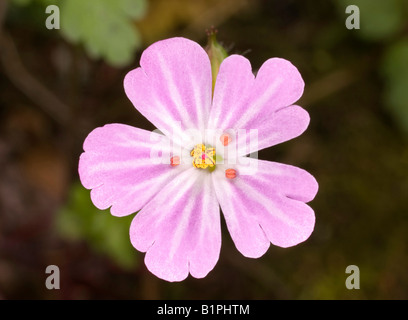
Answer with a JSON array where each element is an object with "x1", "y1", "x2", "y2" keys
[{"x1": 78, "y1": 37, "x2": 318, "y2": 282}]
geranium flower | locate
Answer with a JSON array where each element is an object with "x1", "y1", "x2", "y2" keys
[{"x1": 78, "y1": 37, "x2": 318, "y2": 282}]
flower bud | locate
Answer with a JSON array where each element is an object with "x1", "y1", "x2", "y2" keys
[{"x1": 205, "y1": 28, "x2": 228, "y2": 95}]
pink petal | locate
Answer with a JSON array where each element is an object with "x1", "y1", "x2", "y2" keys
[
  {"x1": 208, "y1": 55, "x2": 254, "y2": 130},
  {"x1": 78, "y1": 124, "x2": 186, "y2": 216},
  {"x1": 236, "y1": 105, "x2": 310, "y2": 156},
  {"x1": 210, "y1": 55, "x2": 306, "y2": 153},
  {"x1": 212, "y1": 158, "x2": 317, "y2": 257},
  {"x1": 130, "y1": 169, "x2": 221, "y2": 282},
  {"x1": 124, "y1": 37, "x2": 212, "y2": 145}
]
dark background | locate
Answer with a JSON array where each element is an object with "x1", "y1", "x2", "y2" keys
[{"x1": 1, "y1": 0, "x2": 407, "y2": 299}]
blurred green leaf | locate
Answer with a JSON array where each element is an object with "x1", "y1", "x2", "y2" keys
[
  {"x1": 381, "y1": 39, "x2": 408, "y2": 134},
  {"x1": 60, "y1": 0, "x2": 147, "y2": 67},
  {"x1": 382, "y1": 40, "x2": 408, "y2": 79},
  {"x1": 10, "y1": 0, "x2": 33, "y2": 6},
  {"x1": 120, "y1": 0, "x2": 148, "y2": 20},
  {"x1": 57, "y1": 183, "x2": 139, "y2": 270},
  {"x1": 10, "y1": 0, "x2": 59, "y2": 7},
  {"x1": 337, "y1": 0, "x2": 405, "y2": 41}
]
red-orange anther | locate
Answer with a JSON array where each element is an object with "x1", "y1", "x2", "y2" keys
[
  {"x1": 170, "y1": 156, "x2": 180, "y2": 167},
  {"x1": 225, "y1": 168, "x2": 237, "y2": 179},
  {"x1": 220, "y1": 133, "x2": 232, "y2": 146}
]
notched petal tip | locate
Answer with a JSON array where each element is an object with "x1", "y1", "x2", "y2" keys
[
  {"x1": 214, "y1": 159, "x2": 318, "y2": 255},
  {"x1": 122, "y1": 37, "x2": 213, "y2": 138},
  {"x1": 258, "y1": 57, "x2": 305, "y2": 98},
  {"x1": 275, "y1": 104, "x2": 311, "y2": 139},
  {"x1": 272, "y1": 205, "x2": 316, "y2": 248},
  {"x1": 129, "y1": 170, "x2": 221, "y2": 282},
  {"x1": 78, "y1": 124, "x2": 183, "y2": 218},
  {"x1": 299, "y1": 172, "x2": 319, "y2": 204}
]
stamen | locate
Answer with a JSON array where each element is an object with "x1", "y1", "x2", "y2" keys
[
  {"x1": 170, "y1": 156, "x2": 180, "y2": 167},
  {"x1": 191, "y1": 144, "x2": 215, "y2": 169},
  {"x1": 220, "y1": 133, "x2": 232, "y2": 146},
  {"x1": 225, "y1": 168, "x2": 237, "y2": 179}
]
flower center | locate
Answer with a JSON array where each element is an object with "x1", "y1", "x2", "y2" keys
[{"x1": 190, "y1": 144, "x2": 215, "y2": 169}]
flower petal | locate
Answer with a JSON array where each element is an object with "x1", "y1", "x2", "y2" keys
[
  {"x1": 79, "y1": 123, "x2": 186, "y2": 216},
  {"x1": 210, "y1": 55, "x2": 306, "y2": 153},
  {"x1": 236, "y1": 105, "x2": 310, "y2": 156},
  {"x1": 130, "y1": 169, "x2": 221, "y2": 282},
  {"x1": 124, "y1": 37, "x2": 212, "y2": 145},
  {"x1": 208, "y1": 55, "x2": 254, "y2": 130},
  {"x1": 212, "y1": 158, "x2": 317, "y2": 257}
]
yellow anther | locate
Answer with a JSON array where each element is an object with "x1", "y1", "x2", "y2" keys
[{"x1": 191, "y1": 144, "x2": 216, "y2": 169}]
